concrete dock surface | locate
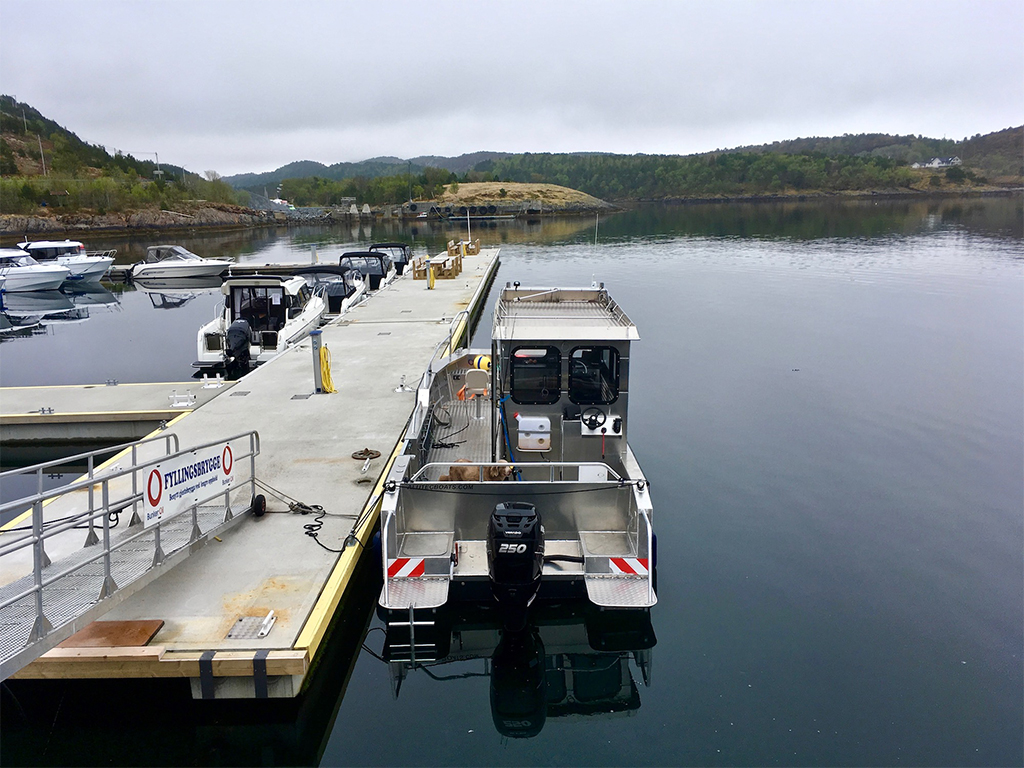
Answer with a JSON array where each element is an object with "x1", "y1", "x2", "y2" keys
[{"x1": 2, "y1": 248, "x2": 499, "y2": 696}]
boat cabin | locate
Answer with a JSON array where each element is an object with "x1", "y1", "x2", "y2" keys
[
  {"x1": 339, "y1": 251, "x2": 393, "y2": 290},
  {"x1": 0, "y1": 250, "x2": 40, "y2": 270},
  {"x1": 491, "y1": 284, "x2": 638, "y2": 477},
  {"x1": 368, "y1": 242, "x2": 412, "y2": 275},
  {"x1": 222, "y1": 275, "x2": 313, "y2": 340},
  {"x1": 17, "y1": 240, "x2": 86, "y2": 260}
]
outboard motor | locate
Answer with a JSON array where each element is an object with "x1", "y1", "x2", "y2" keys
[
  {"x1": 486, "y1": 502, "x2": 544, "y2": 631},
  {"x1": 490, "y1": 628, "x2": 546, "y2": 738},
  {"x1": 225, "y1": 318, "x2": 252, "y2": 370}
]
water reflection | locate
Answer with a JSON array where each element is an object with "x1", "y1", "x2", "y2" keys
[
  {"x1": 0, "y1": 284, "x2": 121, "y2": 342},
  {"x1": 381, "y1": 605, "x2": 656, "y2": 739}
]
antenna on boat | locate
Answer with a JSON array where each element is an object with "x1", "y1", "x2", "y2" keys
[{"x1": 594, "y1": 214, "x2": 599, "y2": 246}]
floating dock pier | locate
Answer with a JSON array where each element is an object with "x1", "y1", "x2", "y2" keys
[{"x1": 0, "y1": 248, "x2": 500, "y2": 698}]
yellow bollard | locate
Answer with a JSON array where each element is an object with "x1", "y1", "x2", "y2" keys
[{"x1": 428, "y1": 263, "x2": 436, "y2": 290}]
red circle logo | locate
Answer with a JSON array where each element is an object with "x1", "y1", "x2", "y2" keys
[
  {"x1": 222, "y1": 446, "x2": 233, "y2": 475},
  {"x1": 147, "y1": 469, "x2": 162, "y2": 507}
]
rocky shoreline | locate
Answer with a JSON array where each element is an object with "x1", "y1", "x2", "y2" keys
[{"x1": 2, "y1": 188, "x2": 1017, "y2": 240}]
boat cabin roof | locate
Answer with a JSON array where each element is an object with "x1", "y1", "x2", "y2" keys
[
  {"x1": 492, "y1": 285, "x2": 639, "y2": 342},
  {"x1": 18, "y1": 240, "x2": 85, "y2": 250},
  {"x1": 144, "y1": 245, "x2": 204, "y2": 262},
  {"x1": 220, "y1": 274, "x2": 306, "y2": 295}
]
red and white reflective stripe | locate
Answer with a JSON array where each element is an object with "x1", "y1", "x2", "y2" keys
[
  {"x1": 610, "y1": 557, "x2": 649, "y2": 576},
  {"x1": 387, "y1": 557, "x2": 425, "y2": 578}
]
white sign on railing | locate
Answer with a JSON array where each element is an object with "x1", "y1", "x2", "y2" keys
[{"x1": 144, "y1": 442, "x2": 236, "y2": 528}]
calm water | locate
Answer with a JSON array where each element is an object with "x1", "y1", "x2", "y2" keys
[{"x1": 1, "y1": 198, "x2": 1022, "y2": 767}]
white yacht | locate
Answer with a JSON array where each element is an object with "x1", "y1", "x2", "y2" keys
[
  {"x1": 130, "y1": 245, "x2": 231, "y2": 280},
  {"x1": 194, "y1": 275, "x2": 326, "y2": 373},
  {"x1": 0, "y1": 249, "x2": 71, "y2": 292},
  {"x1": 17, "y1": 240, "x2": 115, "y2": 282},
  {"x1": 338, "y1": 251, "x2": 397, "y2": 291},
  {"x1": 291, "y1": 265, "x2": 366, "y2": 316},
  {"x1": 378, "y1": 284, "x2": 656, "y2": 634}
]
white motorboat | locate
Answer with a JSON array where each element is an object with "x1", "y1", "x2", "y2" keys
[
  {"x1": 378, "y1": 283, "x2": 656, "y2": 634},
  {"x1": 17, "y1": 240, "x2": 115, "y2": 282},
  {"x1": 291, "y1": 265, "x2": 366, "y2": 315},
  {"x1": 194, "y1": 275, "x2": 326, "y2": 373},
  {"x1": 0, "y1": 249, "x2": 71, "y2": 292},
  {"x1": 338, "y1": 250, "x2": 397, "y2": 290},
  {"x1": 130, "y1": 245, "x2": 231, "y2": 280}
]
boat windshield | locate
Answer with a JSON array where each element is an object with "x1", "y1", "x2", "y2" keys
[
  {"x1": 22, "y1": 243, "x2": 86, "y2": 260},
  {"x1": 0, "y1": 254, "x2": 40, "y2": 268},
  {"x1": 368, "y1": 243, "x2": 410, "y2": 263},
  {"x1": 146, "y1": 246, "x2": 203, "y2": 263}
]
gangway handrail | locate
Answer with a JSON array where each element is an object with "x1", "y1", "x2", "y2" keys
[
  {"x1": 0, "y1": 430, "x2": 260, "y2": 680},
  {"x1": 407, "y1": 461, "x2": 625, "y2": 483},
  {"x1": 0, "y1": 433, "x2": 180, "y2": 504}
]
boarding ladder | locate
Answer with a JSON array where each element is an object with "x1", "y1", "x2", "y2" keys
[{"x1": 0, "y1": 430, "x2": 260, "y2": 680}]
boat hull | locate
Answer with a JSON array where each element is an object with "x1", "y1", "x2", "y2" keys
[
  {"x1": 131, "y1": 261, "x2": 230, "y2": 280},
  {"x1": 0, "y1": 266, "x2": 71, "y2": 292}
]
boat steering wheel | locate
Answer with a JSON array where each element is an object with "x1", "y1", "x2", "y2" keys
[{"x1": 581, "y1": 407, "x2": 607, "y2": 431}]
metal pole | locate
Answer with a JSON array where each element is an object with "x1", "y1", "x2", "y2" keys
[
  {"x1": 310, "y1": 329, "x2": 323, "y2": 393},
  {"x1": 29, "y1": 500, "x2": 52, "y2": 641},
  {"x1": 99, "y1": 482, "x2": 117, "y2": 598}
]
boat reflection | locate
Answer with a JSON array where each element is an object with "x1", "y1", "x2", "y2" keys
[
  {"x1": 132, "y1": 275, "x2": 223, "y2": 309},
  {"x1": 382, "y1": 604, "x2": 655, "y2": 739}
]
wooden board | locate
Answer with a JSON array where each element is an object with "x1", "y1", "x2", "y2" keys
[{"x1": 59, "y1": 620, "x2": 165, "y2": 648}]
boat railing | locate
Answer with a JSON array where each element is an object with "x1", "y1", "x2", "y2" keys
[
  {"x1": 0, "y1": 430, "x2": 261, "y2": 680},
  {"x1": 408, "y1": 461, "x2": 624, "y2": 483},
  {"x1": 426, "y1": 310, "x2": 471, "y2": 375}
]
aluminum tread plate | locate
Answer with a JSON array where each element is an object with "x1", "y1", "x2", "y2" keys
[
  {"x1": 584, "y1": 575, "x2": 657, "y2": 608},
  {"x1": 384, "y1": 577, "x2": 449, "y2": 610}
]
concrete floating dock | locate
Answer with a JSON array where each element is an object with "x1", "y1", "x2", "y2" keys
[
  {"x1": 1, "y1": 248, "x2": 500, "y2": 697},
  {"x1": 0, "y1": 380, "x2": 235, "y2": 447}
]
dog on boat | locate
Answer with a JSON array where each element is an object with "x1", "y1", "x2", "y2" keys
[{"x1": 439, "y1": 458, "x2": 513, "y2": 482}]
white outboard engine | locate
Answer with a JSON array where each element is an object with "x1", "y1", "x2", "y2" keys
[
  {"x1": 486, "y1": 502, "x2": 544, "y2": 631},
  {"x1": 225, "y1": 319, "x2": 252, "y2": 370}
]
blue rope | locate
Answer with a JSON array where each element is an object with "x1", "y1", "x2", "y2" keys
[{"x1": 498, "y1": 396, "x2": 522, "y2": 481}]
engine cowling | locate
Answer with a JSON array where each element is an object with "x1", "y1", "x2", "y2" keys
[
  {"x1": 225, "y1": 319, "x2": 252, "y2": 369},
  {"x1": 486, "y1": 502, "x2": 544, "y2": 631}
]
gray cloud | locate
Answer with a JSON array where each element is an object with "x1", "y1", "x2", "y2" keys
[{"x1": 2, "y1": 0, "x2": 1021, "y2": 175}]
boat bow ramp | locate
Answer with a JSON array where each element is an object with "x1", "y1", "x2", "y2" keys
[{"x1": 0, "y1": 248, "x2": 500, "y2": 698}]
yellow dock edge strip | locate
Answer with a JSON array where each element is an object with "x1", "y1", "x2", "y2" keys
[{"x1": 1, "y1": 411, "x2": 193, "y2": 531}]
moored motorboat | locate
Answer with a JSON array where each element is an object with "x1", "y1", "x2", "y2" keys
[
  {"x1": 378, "y1": 283, "x2": 656, "y2": 634},
  {"x1": 338, "y1": 251, "x2": 397, "y2": 290},
  {"x1": 194, "y1": 274, "x2": 326, "y2": 373},
  {"x1": 291, "y1": 265, "x2": 366, "y2": 315},
  {"x1": 17, "y1": 240, "x2": 115, "y2": 282},
  {"x1": 0, "y1": 249, "x2": 71, "y2": 291},
  {"x1": 130, "y1": 245, "x2": 231, "y2": 280}
]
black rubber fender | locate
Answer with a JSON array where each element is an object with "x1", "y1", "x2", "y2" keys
[{"x1": 251, "y1": 493, "x2": 266, "y2": 517}]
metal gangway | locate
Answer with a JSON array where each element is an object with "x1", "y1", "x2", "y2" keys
[{"x1": 0, "y1": 430, "x2": 260, "y2": 680}]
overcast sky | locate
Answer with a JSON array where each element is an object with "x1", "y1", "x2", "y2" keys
[{"x1": 2, "y1": 0, "x2": 1021, "y2": 177}]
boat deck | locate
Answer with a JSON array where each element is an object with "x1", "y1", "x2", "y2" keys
[{"x1": 2, "y1": 248, "x2": 500, "y2": 697}]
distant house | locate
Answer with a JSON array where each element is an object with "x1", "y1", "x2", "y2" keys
[{"x1": 912, "y1": 156, "x2": 962, "y2": 169}]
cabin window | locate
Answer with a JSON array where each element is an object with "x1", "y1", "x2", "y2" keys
[
  {"x1": 568, "y1": 346, "x2": 620, "y2": 405},
  {"x1": 510, "y1": 347, "x2": 561, "y2": 405}
]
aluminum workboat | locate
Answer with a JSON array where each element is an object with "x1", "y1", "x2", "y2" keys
[{"x1": 378, "y1": 283, "x2": 657, "y2": 632}]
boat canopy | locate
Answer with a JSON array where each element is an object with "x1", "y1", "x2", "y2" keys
[
  {"x1": 339, "y1": 251, "x2": 391, "y2": 276},
  {"x1": 368, "y1": 243, "x2": 411, "y2": 264}
]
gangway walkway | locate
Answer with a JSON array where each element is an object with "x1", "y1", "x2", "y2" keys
[{"x1": 0, "y1": 431, "x2": 260, "y2": 679}]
